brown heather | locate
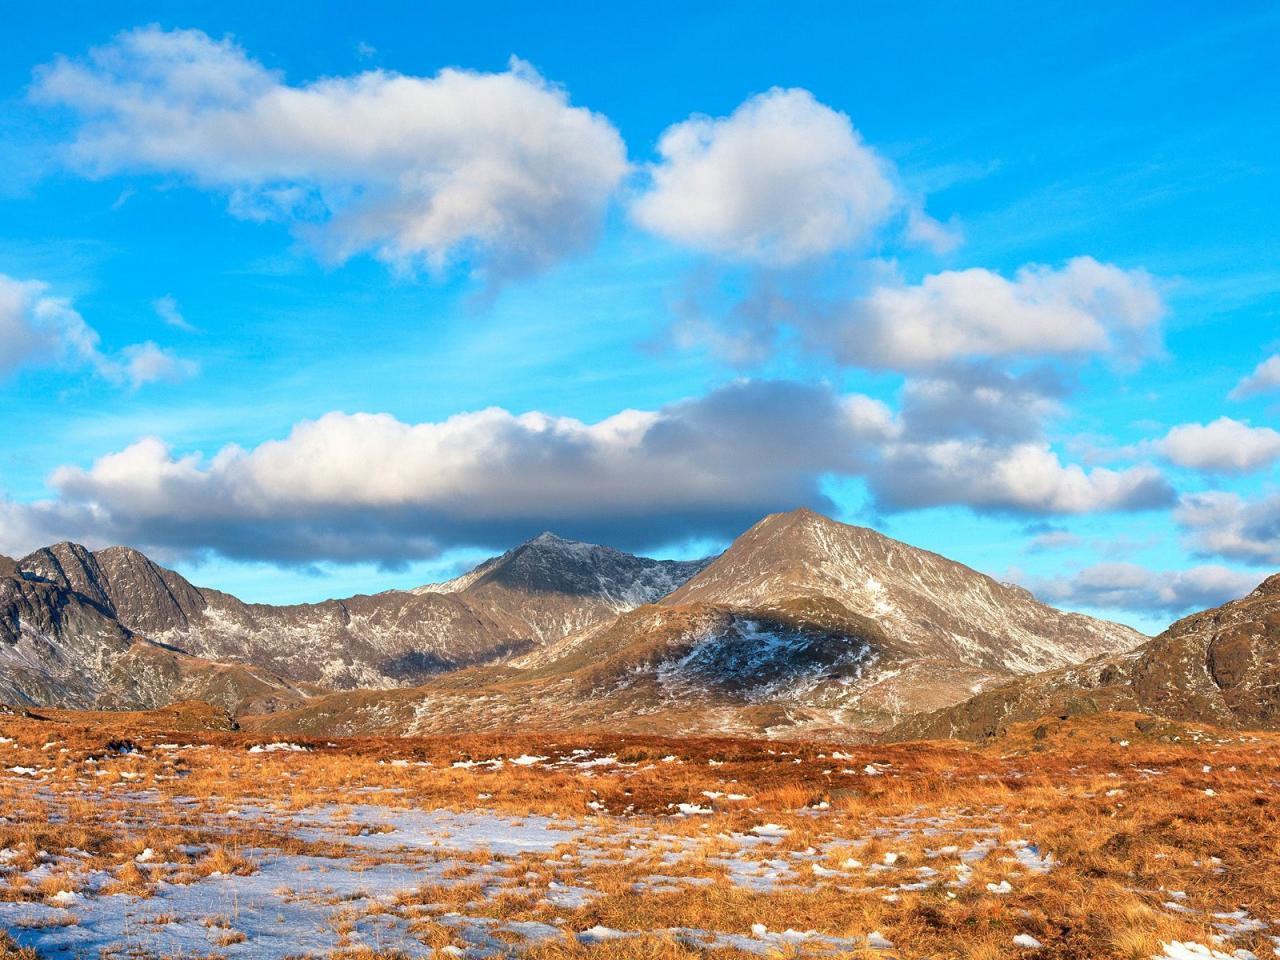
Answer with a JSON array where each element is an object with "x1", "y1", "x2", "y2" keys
[{"x1": 0, "y1": 705, "x2": 1276, "y2": 958}]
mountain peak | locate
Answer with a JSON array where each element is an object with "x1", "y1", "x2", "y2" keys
[
  {"x1": 761, "y1": 506, "x2": 834, "y2": 530},
  {"x1": 665, "y1": 507, "x2": 1142, "y2": 676},
  {"x1": 1252, "y1": 573, "x2": 1280, "y2": 597},
  {"x1": 20, "y1": 541, "x2": 113, "y2": 609},
  {"x1": 753, "y1": 506, "x2": 882, "y2": 544},
  {"x1": 94, "y1": 544, "x2": 154, "y2": 562},
  {"x1": 417, "y1": 532, "x2": 712, "y2": 627}
]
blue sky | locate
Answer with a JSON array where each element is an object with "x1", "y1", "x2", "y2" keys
[{"x1": 0, "y1": 2, "x2": 1277, "y2": 632}]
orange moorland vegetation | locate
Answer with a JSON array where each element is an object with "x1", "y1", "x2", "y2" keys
[{"x1": 0, "y1": 704, "x2": 1276, "y2": 960}]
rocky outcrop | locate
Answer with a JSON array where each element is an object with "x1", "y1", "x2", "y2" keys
[
  {"x1": 421, "y1": 532, "x2": 710, "y2": 643},
  {"x1": 0, "y1": 561, "x2": 304, "y2": 713},
  {"x1": 0, "y1": 569, "x2": 135, "y2": 706}
]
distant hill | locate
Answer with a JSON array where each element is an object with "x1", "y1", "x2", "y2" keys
[{"x1": 886, "y1": 573, "x2": 1280, "y2": 742}]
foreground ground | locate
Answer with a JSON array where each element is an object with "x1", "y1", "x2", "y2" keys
[{"x1": 0, "y1": 705, "x2": 1276, "y2": 960}]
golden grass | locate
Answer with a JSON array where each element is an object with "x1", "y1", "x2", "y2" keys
[
  {"x1": 0, "y1": 708, "x2": 1275, "y2": 958},
  {"x1": 0, "y1": 932, "x2": 37, "y2": 960}
]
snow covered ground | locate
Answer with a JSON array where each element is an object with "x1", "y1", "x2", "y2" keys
[
  {"x1": 2, "y1": 714, "x2": 1277, "y2": 959},
  {"x1": 0, "y1": 773, "x2": 1073, "y2": 958}
]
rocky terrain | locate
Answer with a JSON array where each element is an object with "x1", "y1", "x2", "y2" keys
[
  {"x1": 416, "y1": 533, "x2": 709, "y2": 644},
  {"x1": 15, "y1": 536, "x2": 710, "y2": 692},
  {"x1": 245, "y1": 510, "x2": 1147, "y2": 740},
  {"x1": 887, "y1": 573, "x2": 1280, "y2": 741},
  {"x1": 26, "y1": 509, "x2": 1272, "y2": 743},
  {"x1": 662, "y1": 509, "x2": 1141, "y2": 674},
  {"x1": 0, "y1": 555, "x2": 307, "y2": 713}
]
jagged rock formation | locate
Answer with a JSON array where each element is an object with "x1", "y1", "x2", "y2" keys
[
  {"x1": 245, "y1": 510, "x2": 1145, "y2": 740},
  {"x1": 14, "y1": 536, "x2": 711, "y2": 692},
  {"x1": 1, "y1": 557, "x2": 135, "y2": 706},
  {"x1": 419, "y1": 533, "x2": 709, "y2": 643},
  {"x1": 886, "y1": 573, "x2": 1280, "y2": 742},
  {"x1": 0, "y1": 557, "x2": 306, "y2": 713}
]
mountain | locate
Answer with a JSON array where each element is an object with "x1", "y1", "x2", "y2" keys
[
  {"x1": 14, "y1": 535, "x2": 711, "y2": 693},
  {"x1": 0, "y1": 554, "x2": 308, "y2": 713},
  {"x1": 416, "y1": 533, "x2": 710, "y2": 642},
  {"x1": 886, "y1": 573, "x2": 1280, "y2": 742},
  {"x1": 662, "y1": 509, "x2": 1139, "y2": 674},
  {"x1": 243, "y1": 509, "x2": 1144, "y2": 740}
]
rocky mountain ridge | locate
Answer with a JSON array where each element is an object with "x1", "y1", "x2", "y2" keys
[
  {"x1": 244, "y1": 510, "x2": 1148, "y2": 740},
  {"x1": 9, "y1": 535, "x2": 713, "y2": 696},
  {"x1": 886, "y1": 573, "x2": 1280, "y2": 741},
  {"x1": 0, "y1": 555, "x2": 308, "y2": 713}
]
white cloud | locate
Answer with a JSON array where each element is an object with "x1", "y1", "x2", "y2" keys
[
  {"x1": 632, "y1": 88, "x2": 907, "y2": 265},
  {"x1": 869, "y1": 440, "x2": 1174, "y2": 515},
  {"x1": 0, "y1": 275, "x2": 98, "y2": 374},
  {"x1": 115, "y1": 341, "x2": 199, "y2": 388},
  {"x1": 1025, "y1": 529, "x2": 1083, "y2": 552},
  {"x1": 2, "y1": 364, "x2": 1175, "y2": 563},
  {"x1": 1027, "y1": 561, "x2": 1260, "y2": 616},
  {"x1": 1176, "y1": 491, "x2": 1280, "y2": 565},
  {"x1": 16, "y1": 381, "x2": 890, "y2": 563},
  {"x1": 896, "y1": 364, "x2": 1067, "y2": 443},
  {"x1": 1156, "y1": 417, "x2": 1280, "y2": 473},
  {"x1": 35, "y1": 27, "x2": 628, "y2": 279},
  {"x1": 813, "y1": 256, "x2": 1164, "y2": 370},
  {"x1": 153, "y1": 295, "x2": 195, "y2": 332},
  {"x1": 1230, "y1": 354, "x2": 1280, "y2": 400},
  {"x1": 904, "y1": 206, "x2": 963, "y2": 254},
  {"x1": 0, "y1": 273, "x2": 193, "y2": 387}
]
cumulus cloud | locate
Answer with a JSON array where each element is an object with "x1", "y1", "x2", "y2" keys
[
  {"x1": 632, "y1": 88, "x2": 909, "y2": 265},
  {"x1": 1176, "y1": 492, "x2": 1280, "y2": 565},
  {"x1": 1230, "y1": 354, "x2": 1280, "y2": 400},
  {"x1": 0, "y1": 274, "x2": 194, "y2": 387},
  {"x1": 13, "y1": 381, "x2": 891, "y2": 564},
  {"x1": 867, "y1": 439, "x2": 1174, "y2": 515},
  {"x1": 896, "y1": 364, "x2": 1069, "y2": 443},
  {"x1": 34, "y1": 27, "x2": 627, "y2": 279},
  {"x1": 1156, "y1": 417, "x2": 1280, "y2": 473},
  {"x1": 1, "y1": 367, "x2": 1170, "y2": 564},
  {"x1": 1027, "y1": 561, "x2": 1261, "y2": 616},
  {"x1": 809, "y1": 256, "x2": 1164, "y2": 370}
]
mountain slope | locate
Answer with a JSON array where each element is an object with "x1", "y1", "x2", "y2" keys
[
  {"x1": 0, "y1": 555, "x2": 308, "y2": 713},
  {"x1": 417, "y1": 532, "x2": 710, "y2": 643},
  {"x1": 887, "y1": 573, "x2": 1280, "y2": 741},
  {"x1": 244, "y1": 509, "x2": 1144, "y2": 740},
  {"x1": 16, "y1": 536, "x2": 711, "y2": 692},
  {"x1": 664, "y1": 509, "x2": 1142, "y2": 674}
]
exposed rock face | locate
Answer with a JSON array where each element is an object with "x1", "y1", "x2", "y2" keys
[
  {"x1": 14, "y1": 536, "x2": 711, "y2": 693},
  {"x1": 886, "y1": 573, "x2": 1280, "y2": 741},
  {"x1": 0, "y1": 568, "x2": 135, "y2": 706},
  {"x1": 0, "y1": 562, "x2": 305, "y2": 713},
  {"x1": 247, "y1": 509, "x2": 1144, "y2": 740}
]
